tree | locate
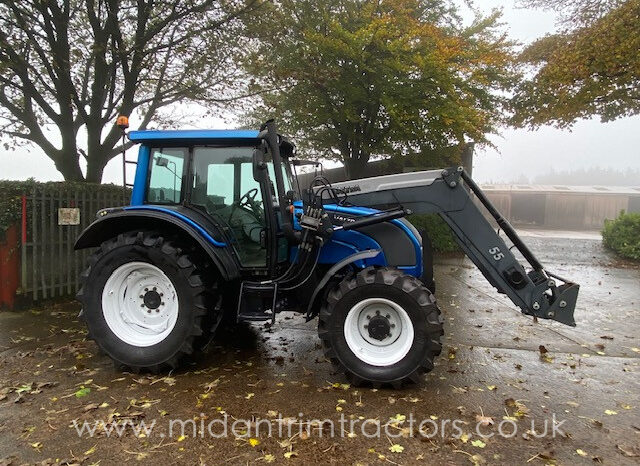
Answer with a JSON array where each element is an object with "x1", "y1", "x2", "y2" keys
[
  {"x1": 241, "y1": 0, "x2": 517, "y2": 179},
  {"x1": 0, "y1": 0, "x2": 260, "y2": 182},
  {"x1": 512, "y1": 0, "x2": 640, "y2": 128},
  {"x1": 519, "y1": 0, "x2": 625, "y2": 25}
]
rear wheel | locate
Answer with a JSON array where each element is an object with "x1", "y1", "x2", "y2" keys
[
  {"x1": 318, "y1": 267, "x2": 443, "y2": 387},
  {"x1": 78, "y1": 231, "x2": 220, "y2": 372}
]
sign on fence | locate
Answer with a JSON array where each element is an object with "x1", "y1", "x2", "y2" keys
[{"x1": 58, "y1": 208, "x2": 81, "y2": 225}]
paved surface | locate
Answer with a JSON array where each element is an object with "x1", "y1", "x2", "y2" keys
[
  {"x1": 516, "y1": 228, "x2": 602, "y2": 241},
  {"x1": 0, "y1": 235, "x2": 639, "y2": 465}
]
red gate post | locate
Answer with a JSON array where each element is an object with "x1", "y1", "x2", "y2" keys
[{"x1": 0, "y1": 224, "x2": 20, "y2": 309}]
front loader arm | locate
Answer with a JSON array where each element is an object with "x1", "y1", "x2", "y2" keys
[{"x1": 330, "y1": 167, "x2": 579, "y2": 326}]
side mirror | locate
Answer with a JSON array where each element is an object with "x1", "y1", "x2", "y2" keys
[
  {"x1": 155, "y1": 156, "x2": 169, "y2": 167},
  {"x1": 252, "y1": 147, "x2": 267, "y2": 182}
]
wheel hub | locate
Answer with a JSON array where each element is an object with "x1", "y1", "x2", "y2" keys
[
  {"x1": 101, "y1": 262, "x2": 179, "y2": 347},
  {"x1": 143, "y1": 289, "x2": 162, "y2": 310},
  {"x1": 343, "y1": 297, "x2": 415, "y2": 367},
  {"x1": 367, "y1": 315, "x2": 391, "y2": 341}
]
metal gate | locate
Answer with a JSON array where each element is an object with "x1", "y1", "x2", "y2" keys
[{"x1": 20, "y1": 184, "x2": 128, "y2": 301}]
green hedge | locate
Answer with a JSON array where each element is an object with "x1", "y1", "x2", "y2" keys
[
  {"x1": 602, "y1": 211, "x2": 640, "y2": 261},
  {"x1": 0, "y1": 179, "x2": 34, "y2": 241},
  {"x1": 406, "y1": 214, "x2": 460, "y2": 253},
  {"x1": 0, "y1": 179, "x2": 126, "y2": 241}
]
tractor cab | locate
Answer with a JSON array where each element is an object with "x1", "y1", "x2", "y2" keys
[{"x1": 127, "y1": 128, "x2": 298, "y2": 273}]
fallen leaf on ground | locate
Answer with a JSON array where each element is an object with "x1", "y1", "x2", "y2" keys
[
  {"x1": 74, "y1": 387, "x2": 90, "y2": 398},
  {"x1": 475, "y1": 414, "x2": 494, "y2": 426},
  {"x1": 84, "y1": 444, "x2": 97, "y2": 455},
  {"x1": 617, "y1": 444, "x2": 639, "y2": 457},
  {"x1": 389, "y1": 444, "x2": 404, "y2": 453}
]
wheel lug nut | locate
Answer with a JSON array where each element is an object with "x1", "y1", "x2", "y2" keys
[
  {"x1": 139, "y1": 295, "x2": 144, "y2": 298},
  {"x1": 366, "y1": 315, "x2": 371, "y2": 320},
  {"x1": 160, "y1": 293, "x2": 164, "y2": 297},
  {"x1": 364, "y1": 324, "x2": 368, "y2": 329},
  {"x1": 153, "y1": 287, "x2": 157, "y2": 291},
  {"x1": 385, "y1": 314, "x2": 390, "y2": 319},
  {"x1": 376, "y1": 310, "x2": 380, "y2": 315},
  {"x1": 140, "y1": 304, "x2": 145, "y2": 308},
  {"x1": 145, "y1": 287, "x2": 149, "y2": 292},
  {"x1": 147, "y1": 310, "x2": 151, "y2": 314},
  {"x1": 391, "y1": 324, "x2": 395, "y2": 328},
  {"x1": 161, "y1": 302, "x2": 165, "y2": 306}
]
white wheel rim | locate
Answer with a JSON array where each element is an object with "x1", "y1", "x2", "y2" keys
[
  {"x1": 343, "y1": 297, "x2": 414, "y2": 366},
  {"x1": 101, "y1": 261, "x2": 179, "y2": 347}
]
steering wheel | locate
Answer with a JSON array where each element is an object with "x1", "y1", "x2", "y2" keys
[
  {"x1": 229, "y1": 188, "x2": 263, "y2": 225},
  {"x1": 238, "y1": 188, "x2": 259, "y2": 211}
]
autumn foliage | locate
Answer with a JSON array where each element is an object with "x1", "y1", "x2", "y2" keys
[
  {"x1": 513, "y1": 0, "x2": 640, "y2": 127},
  {"x1": 243, "y1": 0, "x2": 517, "y2": 178}
]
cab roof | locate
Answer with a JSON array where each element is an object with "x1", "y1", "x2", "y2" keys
[{"x1": 128, "y1": 129, "x2": 261, "y2": 144}]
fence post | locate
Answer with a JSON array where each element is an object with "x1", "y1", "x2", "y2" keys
[
  {"x1": 32, "y1": 188, "x2": 38, "y2": 301},
  {"x1": 21, "y1": 195, "x2": 27, "y2": 292}
]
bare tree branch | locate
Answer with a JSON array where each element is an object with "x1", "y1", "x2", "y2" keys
[{"x1": 0, "y1": 0, "x2": 263, "y2": 181}]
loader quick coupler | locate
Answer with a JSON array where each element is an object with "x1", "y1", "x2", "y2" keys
[{"x1": 526, "y1": 278, "x2": 579, "y2": 327}]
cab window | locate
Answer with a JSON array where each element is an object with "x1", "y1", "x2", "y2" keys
[{"x1": 148, "y1": 148, "x2": 186, "y2": 203}]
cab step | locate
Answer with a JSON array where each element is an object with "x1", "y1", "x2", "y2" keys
[{"x1": 236, "y1": 281, "x2": 278, "y2": 323}]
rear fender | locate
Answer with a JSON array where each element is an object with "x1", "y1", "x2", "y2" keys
[{"x1": 74, "y1": 209, "x2": 239, "y2": 281}]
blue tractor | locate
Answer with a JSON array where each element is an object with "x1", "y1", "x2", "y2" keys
[{"x1": 75, "y1": 120, "x2": 579, "y2": 387}]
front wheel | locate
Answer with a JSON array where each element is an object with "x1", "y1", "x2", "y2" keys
[{"x1": 318, "y1": 267, "x2": 443, "y2": 387}]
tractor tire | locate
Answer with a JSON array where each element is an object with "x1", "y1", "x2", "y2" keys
[
  {"x1": 77, "y1": 231, "x2": 220, "y2": 372},
  {"x1": 317, "y1": 267, "x2": 443, "y2": 388}
]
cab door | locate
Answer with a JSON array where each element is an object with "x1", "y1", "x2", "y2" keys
[{"x1": 189, "y1": 146, "x2": 271, "y2": 269}]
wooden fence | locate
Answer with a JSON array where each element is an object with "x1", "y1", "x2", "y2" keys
[{"x1": 20, "y1": 185, "x2": 127, "y2": 301}]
